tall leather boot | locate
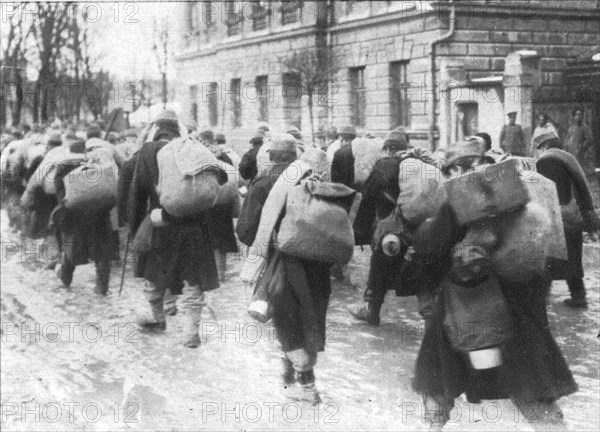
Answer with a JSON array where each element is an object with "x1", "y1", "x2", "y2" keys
[
  {"x1": 137, "y1": 299, "x2": 166, "y2": 332},
  {"x1": 296, "y1": 369, "x2": 321, "y2": 404}
]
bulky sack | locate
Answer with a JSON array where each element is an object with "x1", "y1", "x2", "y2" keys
[
  {"x1": 442, "y1": 275, "x2": 512, "y2": 352},
  {"x1": 25, "y1": 143, "x2": 47, "y2": 171},
  {"x1": 352, "y1": 137, "x2": 384, "y2": 186},
  {"x1": 156, "y1": 138, "x2": 227, "y2": 218},
  {"x1": 40, "y1": 147, "x2": 84, "y2": 195},
  {"x1": 275, "y1": 178, "x2": 362, "y2": 264},
  {"x1": 445, "y1": 158, "x2": 530, "y2": 225},
  {"x1": 397, "y1": 158, "x2": 447, "y2": 227},
  {"x1": 64, "y1": 160, "x2": 118, "y2": 213},
  {"x1": 1, "y1": 139, "x2": 27, "y2": 184},
  {"x1": 492, "y1": 170, "x2": 567, "y2": 283}
]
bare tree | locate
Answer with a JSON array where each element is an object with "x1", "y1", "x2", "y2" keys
[
  {"x1": 1, "y1": 10, "x2": 30, "y2": 127},
  {"x1": 152, "y1": 18, "x2": 170, "y2": 109},
  {"x1": 280, "y1": 47, "x2": 341, "y2": 145},
  {"x1": 30, "y1": 3, "x2": 72, "y2": 123}
]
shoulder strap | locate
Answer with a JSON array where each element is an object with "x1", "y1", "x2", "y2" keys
[
  {"x1": 250, "y1": 160, "x2": 312, "y2": 258},
  {"x1": 348, "y1": 192, "x2": 363, "y2": 224}
]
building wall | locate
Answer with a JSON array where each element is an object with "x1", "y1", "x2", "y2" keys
[{"x1": 174, "y1": 1, "x2": 600, "y2": 150}]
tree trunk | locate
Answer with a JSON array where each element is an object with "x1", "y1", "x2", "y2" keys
[
  {"x1": 308, "y1": 92, "x2": 315, "y2": 146},
  {"x1": 41, "y1": 81, "x2": 49, "y2": 123},
  {"x1": 32, "y1": 81, "x2": 40, "y2": 124},
  {"x1": 0, "y1": 97, "x2": 6, "y2": 129},
  {"x1": 11, "y1": 70, "x2": 23, "y2": 126},
  {"x1": 161, "y1": 72, "x2": 168, "y2": 109},
  {"x1": 0, "y1": 68, "x2": 7, "y2": 128}
]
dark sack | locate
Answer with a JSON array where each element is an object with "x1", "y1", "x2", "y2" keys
[
  {"x1": 132, "y1": 214, "x2": 153, "y2": 253},
  {"x1": 275, "y1": 178, "x2": 362, "y2": 264},
  {"x1": 248, "y1": 251, "x2": 286, "y2": 323},
  {"x1": 442, "y1": 275, "x2": 512, "y2": 352},
  {"x1": 215, "y1": 161, "x2": 241, "y2": 218},
  {"x1": 64, "y1": 160, "x2": 118, "y2": 213}
]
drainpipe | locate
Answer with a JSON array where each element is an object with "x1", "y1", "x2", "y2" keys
[
  {"x1": 326, "y1": 0, "x2": 335, "y2": 127},
  {"x1": 429, "y1": 0, "x2": 456, "y2": 150}
]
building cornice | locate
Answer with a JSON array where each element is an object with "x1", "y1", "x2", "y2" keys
[
  {"x1": 330, "y1": 8, "x2": 438, "y2": 34},
  {"x1": 432, "y1": 1, "x2": 600, "y2": 19},
  {"x1": 175, "y1": 25, "x2": 320, "y2": 62},
  {"x1": 175, "y1": 6, "x2": 441, "y2": 61}
]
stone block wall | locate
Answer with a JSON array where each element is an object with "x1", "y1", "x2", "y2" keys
[{"x1": 174, "y1": 1, "x2": 600, "y2": 150}]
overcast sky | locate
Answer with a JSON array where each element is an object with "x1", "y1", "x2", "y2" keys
[{"x1": 92, "y1": 1, "x2": 177, "y2": 81}]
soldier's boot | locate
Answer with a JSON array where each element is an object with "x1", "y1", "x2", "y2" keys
[
  {"x1": 331, "y1": 263, "x2": 345, "y2": 281},
  {"x1": 182, "y1": 304, "x2": 202, "y2": 349},
  {"x1": 137, "y1": 299, "x2": 167, "y2": 332},
  {"x1": 296, "y1": 369, "x2": 321, "y2": 405},
  {"x1": 564, "y1": 297, "x2": 588, "y2": 309},
  {"x1": 94, "y1": 260, "x2": 110, "y2": 296},
  {"x1": 56, "y1": 258, "x2": 75, "y2": 288},
  {"x1": 348, "y1": 301, "x2": 382, "y2": 326},
  {"x1": 281, "y1": 356, "x2": 296, "y2": 387},
  {"x1": 564, "y1": 278, "x2": 588, "y2": 309}
]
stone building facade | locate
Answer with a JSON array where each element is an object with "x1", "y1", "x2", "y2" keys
[{"x1": 174, "y1": 0, "x2": 600, "y2": 152}]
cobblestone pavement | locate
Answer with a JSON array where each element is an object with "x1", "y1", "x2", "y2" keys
[{"x1": 1, "y1": 211, "x2": 599, "y2": 431}]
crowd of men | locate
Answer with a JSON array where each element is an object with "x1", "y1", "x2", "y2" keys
[{"x1": 1, "y1": 106, "x2": 599, "y2": 431}]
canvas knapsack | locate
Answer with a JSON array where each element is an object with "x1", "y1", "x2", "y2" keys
[
  {"x1": 352, "y1": 137, "x2": 385, "y2": 186},
  {"x1": 63, "y1": 158, "x2": 118, "y2": 213},
  {"x1": 492, "y1": 170, "x2": 567, "y2": 283},
  {"x1": 275, "y1": 177, "x2": 362, "y2": 264},
  {"x1": 397, "y1": 157, "x2": 447, "y2": 227},
  {"x1": 156, "y1": 137, "x2": 227, "y2": 218},
  {"x1": 444, "y1": 158, "x2": 530, "y2": 226},
  {"x1": 215, "y1": 161, "x2": 240, "y2": 217}
]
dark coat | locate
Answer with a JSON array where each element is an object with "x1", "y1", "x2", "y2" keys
[
  {"x1": 236, "y1": 163, "x2": 289, "y2": 247},
  {"x1": 127, "y1": 133, "x2": 219, "y2": 294},
  {"x1": 330, "y1": 144, "x2": 354, "y2": 188},
  {"x1": 117, "y1": 151, "x2": 138, "y2": 226},
  {"x1": 354, "y1": 156, "x2": 400, "y2": 246},
  {"x1": 53, "y1": 160, "x2": 113, "y2": 266},
  {"x1": 237, "y1": 162, "x2": 331, "y2": 353},
  {"x1": 412, "y1": 204, "x2": 577, "y2": 408},
  {"x1": 207, "y1": 151, "x2": 238, "y2": 253},
  {"x1": 537, "y1": 148, "x2": 595, "y2": 279},
  {"x1": 239, "y1": 145, "x2": 261, "y2": 182}
]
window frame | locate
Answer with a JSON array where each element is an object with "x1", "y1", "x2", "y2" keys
[
  {"x1": 350, "y1": 66, "x2": 367, "y2": 128},
  {"x1": 390, "y1": 61, "x2": 411, "y2": 129}
]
